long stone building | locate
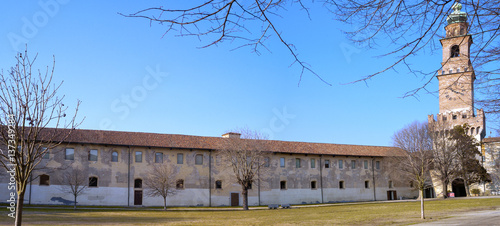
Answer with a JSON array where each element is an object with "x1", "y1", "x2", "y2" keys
[{"x1": 0, "y1": 129, "x2": 415, "y2": 207}]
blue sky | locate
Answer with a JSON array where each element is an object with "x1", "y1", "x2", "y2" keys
[{"x1": 1, "y1": 1, "x2": 494, "y2": 146}]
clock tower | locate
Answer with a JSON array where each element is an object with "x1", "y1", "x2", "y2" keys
[{"x1": 428, "y1": 1, "x2": 485, "y2": 142}]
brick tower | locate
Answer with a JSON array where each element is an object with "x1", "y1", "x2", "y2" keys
[{"x1": 428, "y1": 1, "x2": 485, "y2": 142}]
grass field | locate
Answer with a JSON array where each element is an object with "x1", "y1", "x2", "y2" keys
[{"x1": 0, "y1": 197, "x2": 499, "y2": 225}]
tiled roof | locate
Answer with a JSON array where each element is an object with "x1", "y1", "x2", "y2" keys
[
  {"x1": 484, "y1": 137, "x2": 500, "y2": 143},
  {"x1": 44, "y1": 128, "x2": 400, "y2": 157}
]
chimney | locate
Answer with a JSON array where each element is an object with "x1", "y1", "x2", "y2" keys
[{"x1": 222, "y1": 132, "x2": 241, "y2": 139}]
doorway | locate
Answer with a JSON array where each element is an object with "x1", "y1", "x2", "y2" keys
[
  {"x1": 134, "y1": 190, "x2": 143, "y2": 205},
  {"x1": 230, "y1": 193, "x2": 239, "y2": 206},
  {"x1": 452, "y1": 178, "x2": 467, "y2": 197},
  {"x1": 387, "y1": 190, "x2": 397, "y2": 200}
]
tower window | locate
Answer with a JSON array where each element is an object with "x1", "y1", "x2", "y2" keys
[
  {"x1": 452, "y1": 115, "x2": 457, "y2": 120},
  {"x1": 451, "y1": 45, "x2": 460, "y2": 58}
]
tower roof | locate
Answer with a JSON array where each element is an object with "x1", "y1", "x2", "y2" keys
[{"x1": 447, "y1": 1, "x2": 467, "y2": 24}]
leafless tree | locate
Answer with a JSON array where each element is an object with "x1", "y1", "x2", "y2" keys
[
  {"x1": 0, "y1": 49, "x2": 82, "y2": 226},
  {"x1": 144, "y1": 163, "x2": 178, "y2": 210},
  {"x1": 392, "y1": 121, "x2": 434, "y2": 219},
  {"x1": 59, "y1": 167, "x2": 88, "y2": 210},
  {"x1": 428, "y1": 121, "x2": 457, "y2": 198},
  {"x1": 122, "y1": 1, "x2": 499, "y2": 104},
  {"x1": 450, "y1": 124, "x2": 490, "y2": 196},
  {"x1": 218, "y1": 128, "x2": 269, "y2": 210}
]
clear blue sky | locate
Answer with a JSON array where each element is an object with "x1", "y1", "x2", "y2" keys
[{"x1": 1, "y1": 1, "x2": 495, "y2": 146}]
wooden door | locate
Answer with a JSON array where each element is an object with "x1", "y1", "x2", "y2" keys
[
  {"x1": 134, "y1": 190, "x2": 143, "y2": 205},
  {"x1": 230, "y1": 193, "x2": 239, "y2": 206},
  {"x1": 387, "y1": 190, "x2": 397, "y2": 200}
]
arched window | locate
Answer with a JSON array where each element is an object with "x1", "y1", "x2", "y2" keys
[
  {"x1": 471, "y1": 127, "x2": 475, "y2": 135},
  {"x1": 477, "y1": 127, "x2": 480, "y2": 135},
  {"x1": 111, "y1": 151, "x2": 118, "y2": 162},
  {"x1": 451, "y1": 45, "x2": 460, "y2": 58},
  {"x1": 176, "y1": 179, "x2": 184, "y2": 189},
  {"x1": 89, "y1": 177, "x2": 98, "y2": 187},
  {"x1": 40, "y1": 174, "x2": 50, "y2": 186},
  {"x1": 134, "y1": 179, "x2": 142, "y2": 189}
]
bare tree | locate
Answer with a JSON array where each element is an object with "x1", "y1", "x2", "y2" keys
[
  {"x1": 0, "y1": 49, "x2": 81, "y2": 226},
  {"x1": 144, "y1": 163, "x2": 178, "y2": 210},
  {"x1": 218, "y1": 128, "x2": 269, "y2": 210},
  {"x1": 428, "y1": 121, "x2": 457, "y2": 198},
  {"x1": 60, "y1": 167, "x2": 88, "y2": 210},
  {"x1": 449, "y1": 124, "x2": 490, "y2": 196},
  {"x1": 392, "y1": 121, "x2": 434, "y2": 219}
]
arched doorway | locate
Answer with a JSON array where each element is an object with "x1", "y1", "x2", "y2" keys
[{"x1": 452, "y1": 178, "x2": 467, "y2": 197}]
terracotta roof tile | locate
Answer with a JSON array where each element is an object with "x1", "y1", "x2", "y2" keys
[{"x1": 45, "y1": 128, "x2": 399, "y2": 157}]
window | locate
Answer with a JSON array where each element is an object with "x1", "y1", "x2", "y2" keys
[
  {"x1": 351, "y1": 160, "x2": 356, "y2": 169},
  {"x1": 42, "y1": 148, "x2": 49, "y2": 159},
  {"x1": 264, "y1": 157, "x2": 270, "y2": 167},
  {"x1": 311, "y1": 159, "x2": 316, "y2": 168},
  {"x1": 338, "y1": 160, "x2": 343, "y2": 169},
  {"x1": 65, "y1": 148, "x2": 74, "y2": 160},
  {"x1": 134, "y1": 179, "x2": 142, "y2": 189},
  {"x1": 40, "y1": 174, "x2": 50, "y2": 186},
  {"x1": 195, "y1": 154, "x2": 203, "y2": 165},
  {"x1": 339, "y1": 181, "x2": 345, "y2": 189},
  {"x1": 177, "y1": 153, "x2": 183, "y2": 164},
  {"x1": 389, "y1": 180, "x2": 393, "y2": 188},
  {"x1": 443, "y1": 116, "x2": 447, "y2": 121},
  {"x1": 88, "y1": 149, "x2": 98, "y2": 161},
  {"x1": 280, "y1": 181, "x2": 287, "y2": 190},
  {"x1": 155, "y1": 152, "x2": 163, "y2": 163},
  {"x1": 365, "y1": 180, "x2": 370, "y2": 189},
  {"x1": 451, "y1": 45, "x2": 460, "y2": 57},
  {"x1": 409, "y1": 181, "x2": 414, "y2": 188},
  {"x1": 111, "y1": 151, "x2": 118, "y2": 162},
  {"x1": 280, "y1": 157, "x2": 285, "y2": 168},
  {"x1": 452, "y1": 115, "x2": 457, "y2": 120},
  {"x1": 215, "y1": 180, "x2": 222, "y2": 189},
  {"x1": 135, "y1": 151, "x2": 142, "y2": 163},
  {"x1": 364, "y1": 160, "x2": 368, "y2": 169},
  {"x1": 325, "y1": 160, "x2": 330, "y2": 168},
  {"x1": 176, "y1": 179, "x2": 184, "y2": 189},
  {"x1": 248, "y1": 182, "x2": 252, "y2": 190},
  {"x1": 376, "y1": 161, "x2": 380, "y2": 170},
  {"x1": 311, "y1": 181, "x2": 317, "y2": 189},
  {"x1": 89, "y1": 177, "x2": 98, "y2": 187},
  {"x1": 462, "y1": 114, "x2": 467, "y2": 119},
  {"x1": 296, "y1": 158, "x2": 301, "y2": 168}
]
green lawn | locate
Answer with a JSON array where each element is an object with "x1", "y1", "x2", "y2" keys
[{"x1": 0, "y1": 198, "x2": 499, "y2": 225}]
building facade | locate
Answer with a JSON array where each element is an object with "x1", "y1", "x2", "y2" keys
[{"x1": 0, "y1": 130, "x2": 416, "y2": 207}]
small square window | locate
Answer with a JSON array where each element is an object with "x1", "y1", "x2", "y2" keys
[
  {"x1": 195, "y1": 154, "x2": 203, "y2": 165},
  {"x1": 40, "y1": 175, "x2": 50, "y2": 186},
  {"x1": 311, "y1": 181, "x2": 317, "y2": 189},
  {"x1": 65, "y1": 148, "x2": 74, "y2": 160},
  {"x1": 111, "y1": 151, "x2": 118, "y2": 162},
  {"x1": 280, "y1": 181, "x2": 287, "y2": 190},
  {"x1": 42, "y1": 148, "x2": 49, "y2": 159},
  {"x1": 155, "y1": 152, "x2": 163, "y2": 163},
  {"x1": 376, "y1": 161, "x2": 380, "y2": 170},
  {"x1": 89, "y1": 177, "x2": 98, "y2": 187},
  {"x1": 280, "y1": 157, "x2": 285, "y2": 168},
  {"x1": 364, "y1": 160, "x2": 368, "y2": 169},
  {"x1": 339, "y1": 160, "x2": 343, "y2": 169},
  {"x1": 325, "y1": 160, "x2": 330, "y2": 168},
  {"x1": 264, "y1": 157, "x2": 270, "y2": 167},
  {"x1": 365, "y1": 180, "x2": 370, "y2": 189},
  {"x1": 177, "y1": 153, "x2": 183, "y2": 164},
  {"x1": 339, "y1": 181, "x2": 345, "y2": 189},
  {"x1": 176, "y1": 179, "x2": 184, "y2": 189},
  {"x1": 311, "y1": 159, "x2": 316, "y2": 168},
  {"x1": 135, "y1": 151, "x2": 142, "y2": 163},
  {"x1": 452, "y1": 115, "x2": 457, "y2": 120},
  {"x1": 351, "y1": 160, "x2": 356, "y2": 169},
  {"x1": 296, "y1": 158, "x2": 301, "y2": 168},
  {"x1": 88, "y1": 149, "x2": 98, "y2": 161},
  {"x1": 462, "y1": 114, "x2": 467, "y2": 119},
  {"x1": 215, "y1": 180, "x2": 222, "y2": 189}
]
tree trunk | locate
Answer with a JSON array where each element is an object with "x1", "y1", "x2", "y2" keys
[
  {"x1": 15, "y1": 191, "x2": 25, "y2": 226},
  {"x1": 242, "y1": 188, "x2": 248, "y2": 210},
  {"x1": 420, "y1": 189, "x2": 425, "y2": 219},
  {"x1": 442, "y1": 180, "x2": 449, "y2": 198},
  {"x1": 464, "y1": 180, "x2": 471, "y2": 197},
  {"x1": 163, "y1": 196, "x2": 167, "y2": 210},
  {"x1": 74, "y1": 195, "x2": 77, "y2": 210}
]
